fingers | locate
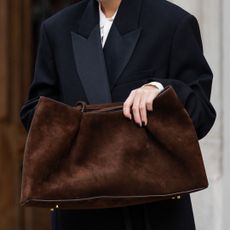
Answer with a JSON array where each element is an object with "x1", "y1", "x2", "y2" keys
[
  {"x1": 123, "y1": 90, "x2": 136, "y2": 120},
  {"x1": 146, "y1": 93, "x2": 155, "y2": 111},
  {"x1": 123, "y1": 85, "x2": 160, "y2": 126},
  {"x1": 139, "y1": 93, "x2": 148, "y2": 126},
  {"x1": 132, "y1": 89, "x2": 143, "y2": 126}
]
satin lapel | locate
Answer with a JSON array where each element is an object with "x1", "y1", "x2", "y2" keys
[
  {"x1": 71, "y1": 0, "x2": 112, "y2": 104},
  {"x1": 103, "y1": 0, "x2": 143, "y2": 89},
  {"x1": 103, "y1": 26, "x2": 142, "y2": 89}
]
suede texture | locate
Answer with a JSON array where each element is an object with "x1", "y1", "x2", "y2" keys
[{"x1": 20, "y1": 86, "x2": 208, "y2": 209}]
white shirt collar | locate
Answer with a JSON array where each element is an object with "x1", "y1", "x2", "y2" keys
[{"x1": 97, "y1": 0, "x2": 118, "y2": 47}]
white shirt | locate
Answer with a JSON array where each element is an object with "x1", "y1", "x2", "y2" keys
[
  {"x1": 98, "y1": 1, "x2": 118, "y2": 48},
  {"x1": 97, "y1": 1, "x2": 164, "y2": 92}
]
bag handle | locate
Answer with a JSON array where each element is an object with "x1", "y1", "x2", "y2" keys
[
  {"x1": 75, "y1": 101, "x2": 123, "y2": 113},
  {"x1": 74, "y1": 86, "x2": 171, "y2": 113}
]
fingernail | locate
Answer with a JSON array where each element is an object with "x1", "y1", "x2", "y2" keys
[{"x1": 139, "y1": 123, "x2": 142, "y2": 127}]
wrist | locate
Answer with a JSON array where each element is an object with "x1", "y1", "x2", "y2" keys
[{"x1": 142, "y1": 81, "x2": 164, "y2": 92}]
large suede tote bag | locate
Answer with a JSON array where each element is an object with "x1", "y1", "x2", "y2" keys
[{"x1": 20, "y1": 86, "x2": 208, "y2": 209}]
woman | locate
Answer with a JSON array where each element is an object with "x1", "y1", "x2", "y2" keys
[{"x1": 19, "y1": 0, "x2": 216, "y2": 229}]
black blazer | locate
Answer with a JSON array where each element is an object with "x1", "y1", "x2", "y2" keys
[{"x1": 19, "y1": 0, "x2": 216, "y2": 229}]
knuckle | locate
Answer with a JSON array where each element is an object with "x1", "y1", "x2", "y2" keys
[
  {"x1": 132, "y1": 106, "x2": 138, "y2": 112},
  {"x1": 123, "y1": 110, "x2": 128, "y2": 116},
  {"x1": 123, "y1": 102, "x2": 129, "y2": 108},
  {"x1": 146, "y1": 102, "x2": 152, "y2": 107},
  {"x1": 143, "y1": 88, "x2": 149, "y2": 93},
  {"x1": 136, "y1": 89, "x2": 142, "y2": 94},
  {"x1": 139, "y1": 105, "x2": 146, "y2": 110},
  {"x1": 146, "y1": 99, "x2": 153, "y2": 106},
  {"x1": 130, "y1": 90, "x2": 136, "y2": 95}
]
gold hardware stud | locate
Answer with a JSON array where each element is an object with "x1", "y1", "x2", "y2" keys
[
  {"x1": 177, "y1": 196, "x2": 181, "y2": 199},
  {"x1": 50, "y1": 208, "x2": 54, "y2": 212},
  {"x1": 56, "y1": 205, "x2": 59, "y2": 209},
  {"x1": 171, "y1": 196, "x2": 175, "y2": 199}
]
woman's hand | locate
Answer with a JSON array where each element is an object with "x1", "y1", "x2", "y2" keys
[{"x1": 123, "y1": 84, "x2": 161, "y2": 127}]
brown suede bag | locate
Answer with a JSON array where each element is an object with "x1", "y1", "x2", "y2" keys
[{"x1": 20, "y1": 86, "x2": 208, "y2": 209}]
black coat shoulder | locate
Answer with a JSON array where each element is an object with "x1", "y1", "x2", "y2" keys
[
  {"x1": 42, "y1": 0, "x2": 194, "y2": 33},
  {"x1": 41, "y1": 0, "x2": 89, "y2": 33},
  {"x1": 142, "y1": 0, "x2": 194, "y2": 28}
]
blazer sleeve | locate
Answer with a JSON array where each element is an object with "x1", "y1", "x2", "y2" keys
[
  {"x1": 151, "y1": 14, "x2": 216, "y2": 140},
  {"x1": 19, "y1": 22, "x2": 60, "y2": 132}
]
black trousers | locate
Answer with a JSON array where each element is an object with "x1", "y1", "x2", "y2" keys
[{"x1": 50, "y1": 194, "x2": 196, "y2": 230}]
